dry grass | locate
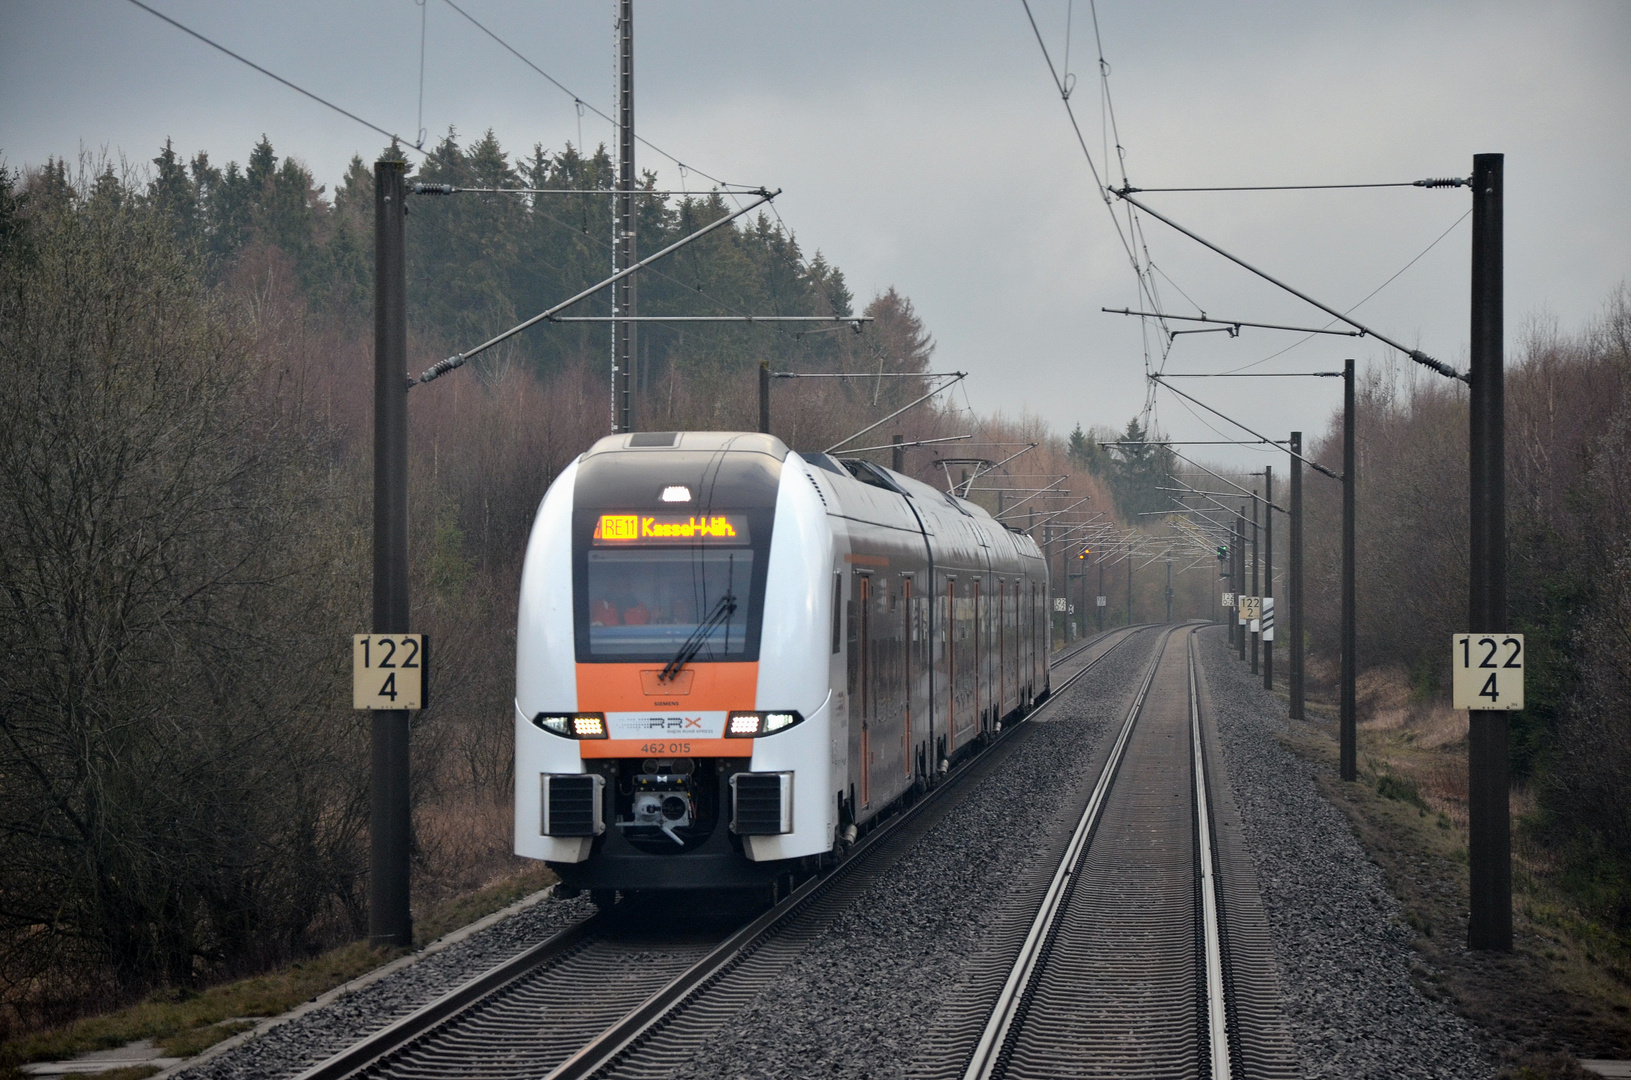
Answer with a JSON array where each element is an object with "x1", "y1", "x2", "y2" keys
[
  {"x1": 1, "y1": 804, "x2": 554, "y2": 1079},
  {"x1": 0, "y1": 941, "x2": 393, "y2": 1079},
  {"x1": 413, "y1": 796, "x2": 532, "y2": 912},
  {"x1": 1276, "y1": 667, "x2": 1631, "y2": 1069}
]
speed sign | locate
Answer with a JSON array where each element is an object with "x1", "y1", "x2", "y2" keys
[{"x1": 1451, "y1": 633, "x2": 1524, "y2": 711}]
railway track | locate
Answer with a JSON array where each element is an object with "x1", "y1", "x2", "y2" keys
[
  {"x1": 949, "y1": 625, "x2": 1299, "y2": 1080},
  {"x1": 295, "y1": 625, "x2": 1145, "y2": 1080}
]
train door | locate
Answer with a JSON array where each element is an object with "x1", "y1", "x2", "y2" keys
[
  {"x1": 902, "y1": 575, "x2": 913, "y2": 779},
  {"x1": 954, "y1": 577, "x2": 976, "y2": 749},
  {"x1": 972, "y1": 578, "x2": 982, "y2": 734},
  {"x1": 847, "y1": 571, "x2": 872, "y2": 810},
  {"x1": 944, "y1": 576, "x2": 956, "y2": 751},
  {"x1": 998, "y1": 579, "x2": 1007, "y2": 722},
  {"x1": 874, "y1": 575, "x2": 904, "y2": 802},
  {"x1": 933, "y1": 572, "x2": 948, "y2": 770},
  {"x1": 1004, "y1": 580, "x2": 1017, "y2": 714},
  {"x1": 1028, "y1": 581, "x2": 1038, "y2": 700}
]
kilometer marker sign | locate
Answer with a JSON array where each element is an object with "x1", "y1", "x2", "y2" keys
[
  {"x1": 1451, "y1": 633, "x2": 1523, "y2": 711},
  {"x1": 353, "y1": 634, "x2": 428, "y2": 710}
]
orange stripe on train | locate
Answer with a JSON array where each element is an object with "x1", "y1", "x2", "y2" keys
[{"x1": 574, "y1": 662, "x2": 758, "y2": 712}]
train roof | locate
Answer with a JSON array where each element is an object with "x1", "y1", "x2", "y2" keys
[
  {"x1": 582, "y1": 431, "x2": 789, "y2": 458},
  {"x1": 577, "y1": 432, "x2": 1031, "y2": 539}
]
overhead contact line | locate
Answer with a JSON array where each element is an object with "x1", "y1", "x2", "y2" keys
[
  {"x1": 1118, "y1": 177, "x2": 1470, "y2": 193},
  {"x1": 1112, "y1": 187, "x2": 1467, "y2": 383},
  {"x1": 436, "y1": 0, "x2": 747, "y2": 191},
  {"x1": 416, "y1": 189, "x2": 779, "y2": 385},
  {"x1": 123, "y1": 0, "x2": 423, "y2": 153}
]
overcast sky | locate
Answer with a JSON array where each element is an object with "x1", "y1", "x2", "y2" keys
[{"x1": 3, "y1": 0, "x2": 1628, "y2": 466}]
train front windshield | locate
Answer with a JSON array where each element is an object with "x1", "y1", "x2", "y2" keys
[
  {"x1": 584, "y1": 547, "x2": 754, "y2": 659},
  {"x1": 573, "y1": 505, "x2": 772, "y2": 664}
]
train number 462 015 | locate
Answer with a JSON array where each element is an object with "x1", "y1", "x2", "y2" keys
[{"x1": 1451, "y1": 633, "x2": 1524, "y2": 711}]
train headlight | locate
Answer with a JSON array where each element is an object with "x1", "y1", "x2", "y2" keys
[
  {"x1": 531, "y1": 713, "x2": 608, "y2": 739},
  {"x1": 725, "y1": 711, "x2": 804, "y2": 737}
]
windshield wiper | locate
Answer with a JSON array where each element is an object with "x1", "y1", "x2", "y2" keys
[{"x1": 658, "y1": 593, "x2": 737, "y2": 683}]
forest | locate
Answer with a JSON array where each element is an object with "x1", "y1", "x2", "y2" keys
[
  {"x1": 1, "y1": 128, "x2": 1626, "y2": 1036},
  {"x1": 0, "y1": 133, "x2": 1154, "y2": 1033},
  {"x1": 1298, "y1": 298, "x2": 1631, "y2": 935}
]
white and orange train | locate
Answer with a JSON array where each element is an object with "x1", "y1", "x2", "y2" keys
[{"x1": 514, "y1": 431, "x2": 1050, "y2": 898}]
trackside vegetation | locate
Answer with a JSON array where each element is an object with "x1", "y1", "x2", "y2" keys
[{"x1": 0, "y1": 135, "x2": 1133, "y2": 1044}]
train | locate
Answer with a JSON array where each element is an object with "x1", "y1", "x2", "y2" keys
[{"x1": 513, "y1": 431, "x2": 1051, "y2": 900}]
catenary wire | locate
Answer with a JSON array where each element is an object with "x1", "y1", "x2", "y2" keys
[
  {"x1": 1019, "y1": 0, "x2": 1204, "y2": 422},
  {"x1": 1018, "y1": 0, "x2": 1143, "y2": 284},
  {"x1": 438, "y1": 0, "x2": 748, "y2": 191},
  {"x1": 1219, "y1": 207, "x2": 1472, "y2": 374},
  {"x1": 416, "y1": 0, "x2": 428, "y2": 146},
  {"x1": 513, "y1": 191, "x2": 849, "y2": 366},
  {"x1": 1122, "y1": 180, "x2": 1466, "y2": 193},
  {"x1": 123, "y1": 0, "x2": 421, "y2": 154}
]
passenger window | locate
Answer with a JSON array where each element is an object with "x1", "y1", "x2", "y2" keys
[{"x1": 831, "y1": 571, "x2": 843, "y2": 654}]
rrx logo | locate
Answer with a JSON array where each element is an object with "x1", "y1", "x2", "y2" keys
[{"x1": 630, "y1": 716, "x2": 704, "y2": 731}]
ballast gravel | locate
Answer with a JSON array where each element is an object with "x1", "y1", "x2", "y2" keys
[
  {"x1": 177, "y1": 625, "x2": 1498, "y2": 1080},
  {"x1": 660, "y1": 629, "x2": 1163, "y2": 1080},
  {"x1": 176, "y1": 891, "x2": 595, "y2": 1080},
  {"x1": 1196, "y1": 626, "x2": 1495, "y2": 1079}
]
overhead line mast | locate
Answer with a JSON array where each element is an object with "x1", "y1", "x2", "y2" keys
[{"x1": 613, "y1": 0, "x2": 637, "y2": 433}]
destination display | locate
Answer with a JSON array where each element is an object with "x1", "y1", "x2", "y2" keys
[{"x1": 592, "y1": 512, "x2": 751, "y2": 545}]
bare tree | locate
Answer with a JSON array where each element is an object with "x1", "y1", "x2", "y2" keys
[{"x1": 0, "y1": 166, "x2": 364, "y2": 1017}]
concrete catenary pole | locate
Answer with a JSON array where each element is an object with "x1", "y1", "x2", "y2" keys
[
  {"x1": 1289, "y1": 432, "x2": 1305, "y2": 720},
  {"x1": 1098, "y1": 557, "x2": 1105, "y2": 634},
  {"x1": 370, "y1": 158, "x2": 412, "y2": 947},
  {"x1": 1126, "y1": 552, "x2": 1133, "y2": 626},
  {"x1": 1340, "y1": 358, "x2": 1358, "y2": 782},
  {"x1": 1264, "y1": 465, "x2": 1274, "y2": 690},
  {"x1": 613, "y1": 0, "x2": 638, "y2": 433},
  {"x1": 1250, "y1": 490, "x2": 1260, "y2": 675},
  {"x1": 1236, "y1": 510, "x2": 1246, "y2": 663},
  {"x1": 1082, "y1": 557, "x2": 1090, "y2": 638},
  {"x1": 1467, "y1": 152, "x2": 1511, "y2": 951},
  {"x1": 759, "y1": 360, "x2": 771, "y2": 434}
]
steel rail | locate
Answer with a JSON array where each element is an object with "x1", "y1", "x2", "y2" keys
[
  {"x1": 292, "y1": 916, "x2": 603, "y2": 1080},
  {"x1": 1049, "y1": 621, "x2": 1148, "y2": 673},
  {"x1": 304, "y1": 626, "x2": 1145, "y2": 1080},
  {"x1": 1190, "y1": 631, "x2": 1233, "y2": 1079},
  {"x1": 960, "y1": 625, "x2": 1181, "y2": 1080},
  {"x1": 545, "y1": 625, "x2": 1149, "y2": 1080}
]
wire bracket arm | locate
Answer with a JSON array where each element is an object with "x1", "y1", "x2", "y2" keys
[{"x1": 1111, "y1": 188, "x2": 1468, "y2": 383}]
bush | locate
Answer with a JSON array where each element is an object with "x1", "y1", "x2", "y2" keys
[{"x1": 0, "y1": 162, "x2": 366, "y2": 1027}]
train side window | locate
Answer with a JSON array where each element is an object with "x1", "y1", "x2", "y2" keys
[{"x1": 831, "y1": 571, "x2": 843, "y2": 654}]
